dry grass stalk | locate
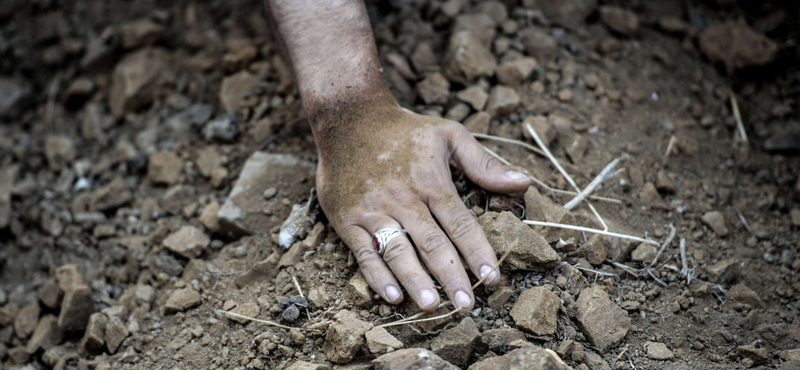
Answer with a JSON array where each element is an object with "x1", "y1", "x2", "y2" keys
[
  {"x1": 729, "y1": 91, "x2": 749, "y2": 144},
  {"x1": 563, "y1": 157, "x2": 623, "y2": 210},
  {"x1": 524, "y1": 123, "x2": 608, "y2": 230},
  {"x1": 473, "y1": 133, "x2": 545, "y2": 156},
  {"x1": 523, "y1": 220, "x2": 659, "y2": 246},
  {"x1": 664, "y1": 135, "x2": 677, "y2": 158},
  {"x1": 217, "y1": 310, "x2": 300, "y2": 331},
  {"x1": 679, "y1": 238, "x2": 692, "y2": 284}
]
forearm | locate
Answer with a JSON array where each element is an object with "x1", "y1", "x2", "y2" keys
[{"x1": 264, "y1": 0, "x2": 396, "y2": 129}]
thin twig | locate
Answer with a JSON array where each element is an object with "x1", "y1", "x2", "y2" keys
[
  {"x1": 292, "y1": 276, "x2": 310, "y2": 318},
  {"x1": 650, "y1": 224, "x2": 676, "y2": 267},
  {"x1": 523, "y1": 220, "x2": 659, "y2": 246},
  {"x1": 664, "y1": 135, "x2": 677, "y2": 158},
  {"x1": 564, "y1": 157, "x2": 622, "y2": 210},
  {"x1": 524, "y1": 123, "x2": 608, "y2": 230},
  {"x1": 473, "y1": 133, "x2": 545, "y2": 156},
  {"x1": 217, "y1": 310, "x2": 299, "y2": 331},
  {"x1": 729, "y1": 91, "x2": 748, "y2": 144},
  {"x1": 574, "y1": 265, "x2": 618, "y2": 277},
  {"x1": 379, "y1": 307, "x2": 465, "y2": 328},
  {"x1": 735, "y1": 208, "x2": 753, "y2": 235},
  {"x1": 679, "y1": 238, "x2": 691, "y2": 284},
  {"x1": 645, "y1": 267, "x2": 667, "y2": 287}
]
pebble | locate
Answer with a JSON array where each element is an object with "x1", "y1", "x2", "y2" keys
[
  {"x1": 469, "y1": 344, "x2": 572, "y2": 370},
  {"x1": 365, "y1": 326, "x2": 404, "y2": 354},
  {"x1": 374, "y1": 348, "x2": 459, "y2": 370},
  {"x1": 285, "y1": 361, "x2": 329, "y2": 370},
  {"x1": 737, "y1": 344, "x2": 769, "y2": 365},
  {"x1": 701, "y1": 211, "x2": 730, "y2": 237},
  {"x1": 478, "y1": 211, "x2": 560, "y2": 271},
  {"x1": 346, "y1": 272, "x2": 373, "y2": 308},
  {"x1": 631, "y1": 243, "x2": 657, "y2": 263},
  {"x1": 645, "y1": 341, "x2": 674, "y2": 360},
  {"x1": 509, "y1": 287, "x2": 560, "y2": 336},
  {"x1": 563, "y1": 133, "x2": 588, "y2": 163},
  {"x1": 480, "y1": 328, "x2": 525, "y2": 353},
  {"x1": 581, "y1": 235, "x2": 611, "y2": 266},
  {"x1": 322, "y1": 310, "x2": 372, "y2": 364},
  {"x1": 456, "y1": 86, "x2": 488, "y2": 110},
  {"x1": 78, "y1": 312, "x2": 107, "y2": 356},
  {"x1": 228, "y1": 302, "x2": 260, "y2": 324},
  {"x1": 519, "y1": 28, "x2": 558, "y2": 61},
  {"x1": 162, "y1": 225, "x2": 210, "y2": 259},
  {"x1": 56, "y1": 264, "x2": 94, "y2": 332},
  {"x1": 417, "y1": 72, "x2": 450, "y2": 105},
  {"x1": 599, "y1": 6, "x2": 640, "y2": 36},
  {"x1": 163, "y1": 288, "x2": 202, "y2": 315},
  {"x1": 0, "y1": 78, "x2": 32, "y2": 119},
  {"x1": 105, "y1": 315, "x2": 129, "y2": 353},
  {"x1": 487, "y1": 286, "x2": 513, "y2": 309},
  {"x1": 147, "y1": 151, "x2": 182, "y2": 185},
  {"x1": 576, "y1": 286, "x2": 630, "y2": 353},
  {"x1": 431, "y1": 317, "x2": 480, "y2": 366},
  {"x1": 706, "y1": 258, "x2": 739, "y2": 284},
  {"x1": 109, "y1": 48, "x2": 169, "y2": 117},
  {"x1": 13, "y1": 303, "x2": 40, "y2": 339},
  {"x1": 453, "y1": 14, "x2": 496, "y2": 47},
  {"x1": 443, "y1": 31, "x2": 496, "y2": 85},
  {"x1": 655, "y1": 171, "x2": 676, "y2": 193},
  {"x1": 199, "y1": 201, "x2": 221, "y2": 232},
  {"x1": 444, "y1": 103, "x2": 470, "y2": 122},
  {"x1": 496, "y1": 57, "x2": 537, "y2": 86},
  {"x1": 727, "y1": 283, "x2": 764, "y2": 308},
  {"x1": 639, "y1": 182, "x2": 669, "y2": 210},
  {"x1": 486, "y1": 86, "x2": 520, "y2": 117},
  {"x1": 44, "y1": 135, "x2": 75, "y2": 171},
  {"x1": 698, "y1": 21, "x2": 777, "y2": 73},
  {"x1": 411, "y1": 42, "x2": 437, "y2": 73},
  {"x1": 219, "y1": 70, "x2": 261, "y2": 113},
  {"x1": 523, "y1": 116, "x2": 557, "y2": 147},
  {"x1": 120, "y1": 18, "x2": 164, "y2": 49},
  {"x1": 203, "y1": 115, "x2": 238, "y2": 142},
  {"x1": 463, "y1": 112, "x2": 491, "y2": 134}
]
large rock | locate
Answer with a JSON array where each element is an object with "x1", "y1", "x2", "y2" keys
[
  {"x1": 478, "y1": 211, "x2": 560, "y2": 271},
  {"x1": 536, "y1": 0, "x2": 598, "y2": 30},
  {"x1": 443, "y1": 31, "x2": 496, "y2": 85},
  {"x1": 431, "y1": 317, "x2": 481, "y2": 366},
  {"x1": 699, "y1": 21, "x2": 777, "y2": 74},
  {"x1": 599, "y1": 6, "x2": 639, "y2": 36},
  {"x1": 374, "y1": 348, "x2": 459, "y2": 370},
  {"x1": 162, "y1": 226, "x2": 210, "y2": 259},
  {"x1": 323, "y1": 310, "x2": 373, "y2": 364},
  {"x1": 56, "y1": 264, "x2": 94, "y2": 332},
  {"x1": 576, "y1": 286, "x2": 630, "y2": 353},
  {"x1": 109, "y1": 48, "x2": 170, "y2": 117},
  {"x1": 218, "y1": 152, "x2": 315, "y2": 238},
  {"x1": 510, "y1": 287, "x2": 560, "y2": 336}
]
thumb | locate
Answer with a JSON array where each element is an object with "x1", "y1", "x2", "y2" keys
[{"x1": 449, "y1": 125, "x2": 531, "y2": 194}]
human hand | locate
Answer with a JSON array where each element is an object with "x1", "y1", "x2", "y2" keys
[{"x1": 315, "y1": 104, "x2": 531, "y2": 311}]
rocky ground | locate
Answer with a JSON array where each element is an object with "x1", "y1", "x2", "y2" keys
[{"x1": 1, "y1": 0, "x2": 800, "y2": 369}]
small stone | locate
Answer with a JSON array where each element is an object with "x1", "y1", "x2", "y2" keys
[
  {"x1": 443, "y1": 31, "x2": 496, "y2": 85},
  {"x1": 639, "y1": 182, "x2": 668, "y2": 210},
  {"x1": 373, "y1": 348, "x2": 459, "y2": 370},
  {"x1": 346, "y1": 272, "x2": 373, "y2": 308},
  {"x1": 431, "y1": 317, "x2": 480, "y2": 366},
  {"x1": 199, "y1": 201, "x2": 221, "y2": 232},
  {"x1": 631, "y1": 243, "x2": 657, "y2": 263},
  {"x1": 281, "y1": 304, "x2": 300, "y2": 322},
  {"x1": 78, "y1": 312, "x2": 107, "y2": 357},
  {"x1": 581, "y1": 235, "x2": 611, "y2": 266},
  {"x1": 234, "y1": 252, "x2": 280, "y2": 288},
  {"x1": 456, "y1": 86, "x2": 489, "y2": 111},
  {"x1": 204, "y1": 115, "x2": 238, "y2": 142},
  {"x1": 699, "y1": 21, "x2": 777, "y2": 74},
  {"x1": 220, "y1": 70, "x2": 261, "y2": 113},
  {"x1": 0, "y1": 78, "x2": 32, "y2": 119},
  {"x1": 163, "y1": 288, "x2": 202, "y2": 315},
  {"x1": 524, "y1": 186, "x2": 579, "y2": 243},
  {"x1": 26, "y1": 315, "x2": 62, "y2": 354},
  {"x1": 45, "y1": 135, "x2": 77, "y2": 172},
  {"x1": 109, "y1": 48, "x2": 170, "y2": 117},
  {"x1": 701, "y1": 211, "x2": 729, "y2": 237},
  {"x1": 563, "y1": 134, "x2": 588, "y2": 163},
  {"x1": 478, "y1": 211, "x2": 560, "y2": 271},
  {"x1": 418, "y1": 72, "x2": 450, "y2": 105},
  {"x1": 480, "y1": 328, "x2": 525, "y2": 353},
  {"x1": 519, "y1": 28, "x2": 558, "y2": 61},
  {"x1": 195, "y1": 146, "x2": 222, "y2": 178},
  {"x1": 147, "y1": 151, "x2": 182, "y2": 185},
  {"x1": 655, "y1": 171, "x2": 676, "y2": 193},
  {"x1": 558, "y1": 89, "x2": 572, "y2": 102},
  {"x1": 707, "y1": 258, "x2": 740, "y2": 284},
  {"x1": 14, "y1": 303, "x2": 40, "y2": 339},
  {"x1": 0, "y1": 302, "x2": 19, "y2": 326},
  {"x1": 56, "y1": 264, "x2": 94, "y2": 332},
  {"x1": 790, "y1": 208, "x2": 800, "y2": 226},
  {"x1": 509, "y1": 287, "x2": 559, "y2": 336},
  {"x1": 8, "y1": 345, "x2": 30, "y2": 364},
  {"x1": 285, "y1": 361, "x2": 329, "y2": 370},
  {"x1": 365, "y1": 326, "x2": 404, "y2": 354},
  {"x1": 308, "y1": 287, "x2": 332, "y2": 309},
  {"x1": 453, "y1": 14, "x2": 497, "y2": 47},
  {"x1": 522, "y1": 116, "x2": 557, "y2": 147},
  {"x1": 222, "y1": 44, "x2": 258, "y2": 73},
  {"x1": 263, "y1": 187, "x2": 278, "y2": 199},
  {"x1": 120, "y1": 18, "x2": 164, "y2": 49},
  {"x1": 576, "y1": 285, "x2": 630, "y2": 353},
  {"x1": 486, "y1": 86, "x2": 520, "y2": 117},
  {"x1": 229, "y1": 302, "x2": 260, "y2": 324},
  {"x1": 134, "y1": 284, "x2": 155, "y2": 305},
  {"x1": 599, "y1": 6, "x2": 640, "y2": 36},
  {"x1": 463, "y1": 112, "x2": 491, "y2": 134},
  {"x1": 496, "y1": 57, "x2": 537, "y2": 86},
  {"x1": 444, "y1": 103, "x2": 470, "y2": 122},
  {"x1": 645, "y1": 341, "x2": 674, "y2": 360},
  {"x1": 88, "y1": 177, "x2": 133, "y2": 212},
  {"x1": 163, "y1": 225, "x2": 210, "y2": 259},
  {"x1": 411, "y1": 42, "x2": 437, "y2": 74},
  {"x1": 323, "y1": 310, "x2": 373, "y2": 364},
  {"x1": 728, "y1": 283, "x2": 764, "y2": 308},
  {"x1": 487, "y1": 286, "x2": 513, "y2": 309},
  {"x1": 536, "y1": 0, "x2": 598, "y2": 29},
  {"x1": 737, "y1": 345, "x2": 768, "y2": 365}
]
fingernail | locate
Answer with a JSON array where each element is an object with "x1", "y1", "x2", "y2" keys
[
  {"x1": 507, "y1": 170, "x2": 528, "y2": 181},
  {"x1": 455, "y1": 290, "x2": 472, "y2": 309},
  {"x1": 385, "y1": 285, "x2": 401, "y2": 303},
  {"x1": 480, "y1": 265, "x2": 498, "y2": 284},
  {"x1": 419, "y1": 289, "x2": 437, "y2": 308}
]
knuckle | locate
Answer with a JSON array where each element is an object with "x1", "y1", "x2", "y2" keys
[
  {"x1": 382, "y1": 241, "x2": 411, "y2": 266},
  {"x1": 448, "y1": 214, "x2": 477, "y2": 241},
  {"x1": 419, "y1": 232, "x2": 451, "y2": 256},
  {"x1": 353, "y1": 244, "x2": 378, "y2": 266}
]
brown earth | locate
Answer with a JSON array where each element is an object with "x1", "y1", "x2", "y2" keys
[{"x1": 1, "y1": 0, "x2": 800, "y2": 369}]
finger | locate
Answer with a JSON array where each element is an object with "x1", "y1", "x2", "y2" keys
[
  {"x1": 365, "y1": 217, "x2": 440, "y2": 312},
  {"x1": 338, "y1": 224, "x2": 404, "y2": 304},
  {"x1": 428, "y1": 190, "x2": 500, "y2": 286},
  {"x1": 446, "y1": 123, "x2": 531, "y2": 193},
  {"x1": 397, "y1": 206, "x2": 475, "y2": 310}
]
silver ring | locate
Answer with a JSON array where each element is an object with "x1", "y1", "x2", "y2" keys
[{"x1": 372, "y1": 228, "x2": 407, "y2": 256}]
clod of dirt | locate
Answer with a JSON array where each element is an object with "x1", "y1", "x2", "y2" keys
[
  {"x1": 56, "y1": 264, "x2": 94, "y2": 333},
  {"x1": 536, "y1": 0, "x2": 598, "y2": 30},
  {"x1": 706, "y1": 258, "x2": 740, "y2": 284},
  {"x1": 322, "y1": 310, "x2": 373, "y2": 364},
  {"x1": 737, "y1": 344, "x2": 769, "y2": 365},
  {"x1": 576, "y1": 285, "x2": 630, "y2": 353},
  {"x1": 162, "y1": 287, "x2": 202, "y2": 315},
  {"x1": 431, "y1": 317, "x2": 480, "y2": 366},
  {"x1": 509, "y1": 287, "x2": 560, "y2": 336},
  {"x1": 456, "y1": 86, "x2": 488, "y2": 111},
  {"x1": 645, "y1": 341, "x2": 674, "y2": 360},
  {"x1": 727, "y1": 283, "x2": 765, "y2": 309},
  {"x1": 162, "y1": 226, "x2": 210, "y2": 259},
  {"x1": 147, "y1": 151, "x2": 183, "y2": 186},
  {"x1": 638, "y1": 182, "x2": 668, "y2": 210},
  {"x1": 25, "y1": 315, "x2": 61, "y2": 355},
  {"x1": 365, "y1": 326, "x2": 404, "y2": 354},
  {"x1": 524, "y1": 187, "x2": 579, "y2": 243},
  {"x1": 701, "y1": 211, "x2": 730, "y2": 237},
  {"x1": 373, "y1": 348, "x2": 459, "y2": 370},
  {"x1": 580, "y1": 235, "x2": 611, "y2": 266},
  {"x1": 631, "y1": 243, "x2": 657, "y2": 263},
  {"x1": 443, "y1": 31, "x2": 496, "y2": 85},
  {"x1": 478, "y1": 211, "x2": 560, "y2": 271},
  {"x1": 698, "y1": 21, "x2": 777, "y2": 74},
  {"x1": 497, "y1": 57, "x2": 538, "y2": 86},
  {"x1": 599, "y1": 6, "x2": 640, "y2": 36},
  {"x1": 109, "y1": 48, "x2": 170, "y2": 117},
  {"x1": 418, "y1": 72, "x2": 450, "y2": 105},
  {"x1": 486, "y1": 86, "x2": 520, "y2": 117}
]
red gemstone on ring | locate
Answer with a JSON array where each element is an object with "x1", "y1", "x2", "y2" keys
[{"x1": 373, "y1": 235, "x2": 380, "y2": 252}]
